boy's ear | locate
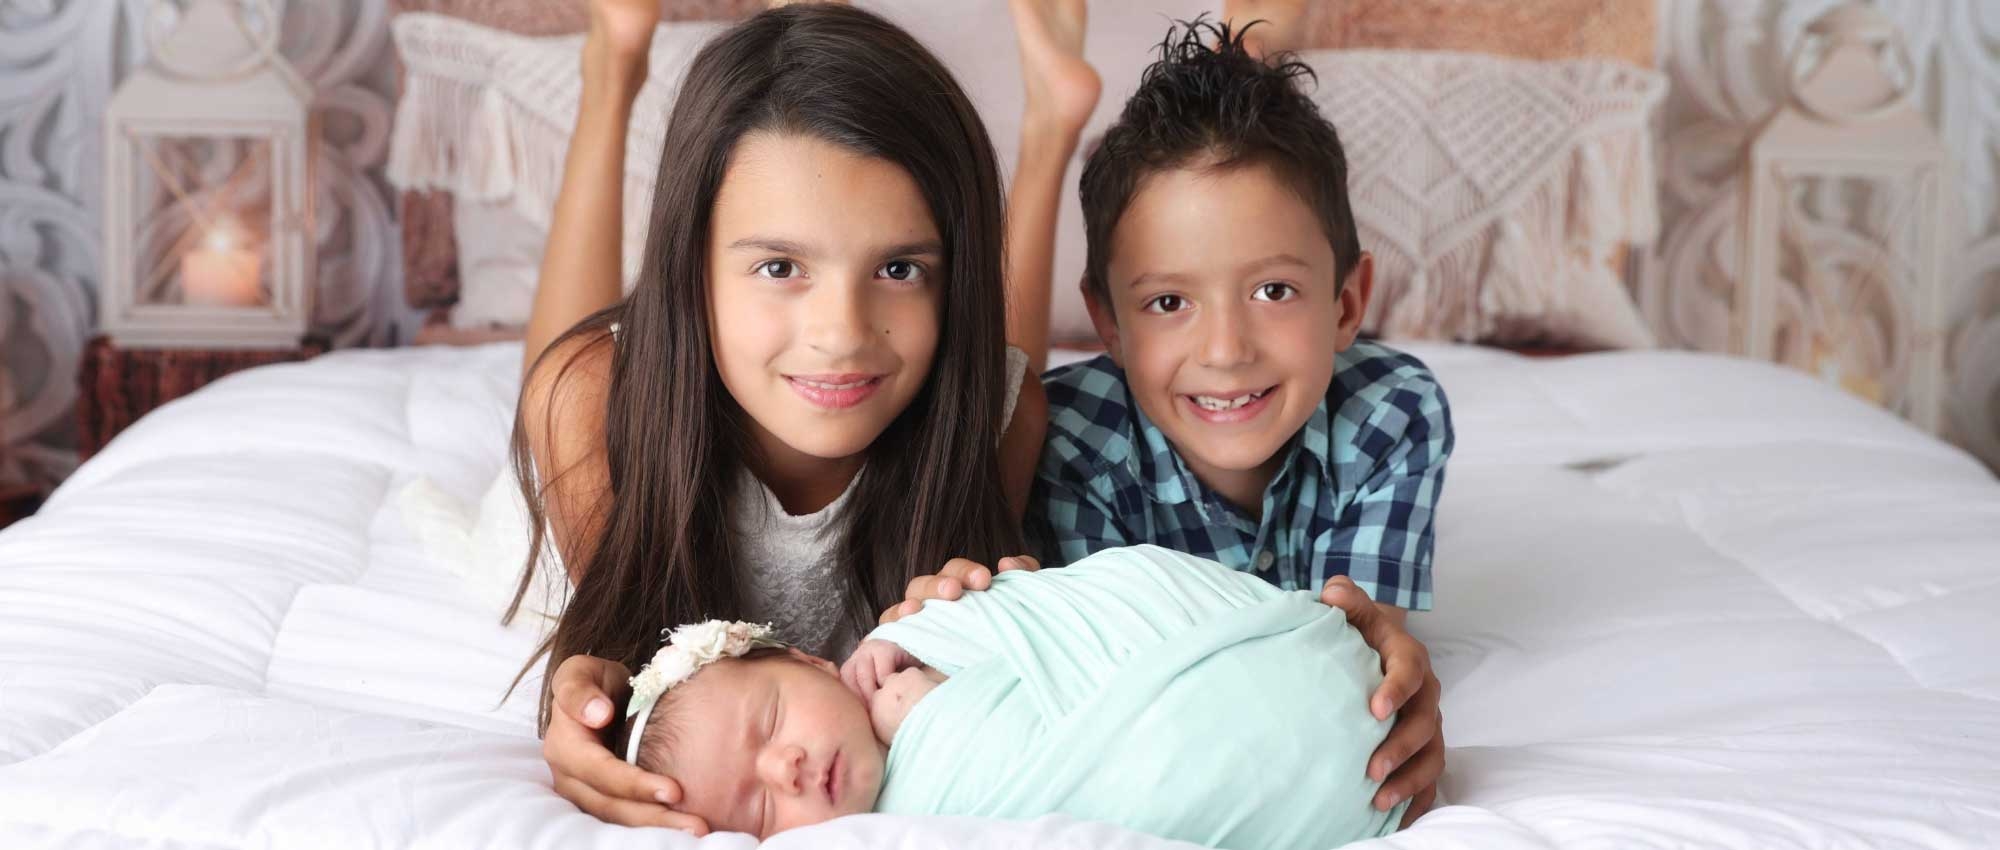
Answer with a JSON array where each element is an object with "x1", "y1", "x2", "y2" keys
[
  {"x1": 1082, "y1": 277, "x2": 1124, "y2": 368},
  {"x1": 1333, "y1": 252, "x2": 1375, "y2": 351}
]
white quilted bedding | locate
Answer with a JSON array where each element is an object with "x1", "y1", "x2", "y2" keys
[{"x1": 1, "y1": 342, "x2": 1996, "y2": 849}]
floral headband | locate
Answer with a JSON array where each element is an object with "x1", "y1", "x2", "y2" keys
[{"x1": 624, "y1": 620, "x2": 787, "y2": 765}]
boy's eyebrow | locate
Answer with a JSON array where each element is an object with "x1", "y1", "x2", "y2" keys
[
  {"x1": 1237, "y1": 252, "x2": 1315, "y2": 276},
  {"x1": 1128, "y1": 269, "x2": 1193, "y2": 290}
]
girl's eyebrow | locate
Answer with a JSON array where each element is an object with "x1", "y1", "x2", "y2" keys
[
  {"x1": 728, "y1": 237, "x2": 811, "y2": 255},
  {"x1": 878, "y1": 239, "x2": 944, "y2": 258}
]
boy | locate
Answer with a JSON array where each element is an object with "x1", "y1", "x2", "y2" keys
[
  {"x1": 900, "y1": 4, "x2": 1449, "y2": 826},
  {"x1": 1031, "y1": 19, "x2": 1453, "y2": 619}
]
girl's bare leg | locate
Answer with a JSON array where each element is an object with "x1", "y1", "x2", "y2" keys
[
  {"x1": 521, "y1": 0, "x2": 658, "y2": 377},
  {"x1": 1006, "y1": 0, "x2": 1100, "y2": 374},
  {"x1": 1222, "y1": 0, "x2": 1311, "y2": 58}
]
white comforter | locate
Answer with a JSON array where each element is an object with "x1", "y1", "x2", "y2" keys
[{"x1": 1, "y1": 343, "x2": 1996, "y2": 849}]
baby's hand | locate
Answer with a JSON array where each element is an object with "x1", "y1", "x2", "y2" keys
[
  {"x1": 840, "y1": 639, "x2": 922, "y2": 703},
  {"x1": 868, "y1": 666, "x2": 944, "y2": 746}
]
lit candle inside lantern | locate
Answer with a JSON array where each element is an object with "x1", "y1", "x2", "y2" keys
[{"x1": 179, "y1": 226, "x2": 261, "y2": 306}]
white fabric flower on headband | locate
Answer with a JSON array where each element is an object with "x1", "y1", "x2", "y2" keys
[{"x1": 624, "y1": 620, "x2": 785, "y2": 764}]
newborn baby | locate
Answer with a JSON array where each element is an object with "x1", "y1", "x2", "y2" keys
[
  {"x1": 618, "y1": 631, "x2": 934, "y2": 837},
  {"x1": 622, "y1": 545, "x2": 1404, "y2": 846}
]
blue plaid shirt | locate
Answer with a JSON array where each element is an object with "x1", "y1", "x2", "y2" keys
[{"x1": 1028, "y1": 341, "x2": 1452, "y2": 610}]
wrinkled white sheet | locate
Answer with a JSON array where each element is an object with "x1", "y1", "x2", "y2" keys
[{"x1": 1, "y1": 342, "x2": 1996, "y2": 849}]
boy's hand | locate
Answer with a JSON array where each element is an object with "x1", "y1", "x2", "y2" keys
[
  {"x1": 545, "y1": 653, "x2": 711, "y2": 835},
  {"x1": 840, "y1": 639, "x2": 924, "y2": 703},
  {"x1": 1320, "y1": 576, "x2": 1444, "y2": 828},
  {"x1": 878, "y1": 555, "x2": 1040, "y2": 624}
]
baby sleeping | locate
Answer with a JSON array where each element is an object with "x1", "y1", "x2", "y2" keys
[{"x1": 620, "y1": 545, "x2": 1406, "y2": 847}]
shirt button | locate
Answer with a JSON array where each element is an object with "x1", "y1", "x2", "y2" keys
[{"x1": 1254, "y1": 551, "x2": 1275, "y2": 572}]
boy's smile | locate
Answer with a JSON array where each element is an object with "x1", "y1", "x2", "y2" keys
[{"x1": 1088, "y1": 159, "x2": 1372, "y2": 514}]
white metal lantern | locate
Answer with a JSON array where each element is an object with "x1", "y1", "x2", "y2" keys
[
  {"x1": 1737, "y1": 2, "x2": 1954, "y2": 433},
  {"x1": 102, "y1": 0, "x2": 315, "y2": 349}
]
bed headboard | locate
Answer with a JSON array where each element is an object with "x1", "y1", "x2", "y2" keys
[{"x1": 1291, "y1": 0, "x2": 1654, "y2": 65}]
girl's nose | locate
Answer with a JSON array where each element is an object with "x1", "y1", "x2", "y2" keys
[{"x1": 802, "y1": 277, "x2": 871, "y2": 357}]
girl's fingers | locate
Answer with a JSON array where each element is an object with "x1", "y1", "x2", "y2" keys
[
  {"x1": 557, "y1": 775, "x2": 709, "y2": 834},
  {"x1": 552, "y1": 661, "x2": 617, "y2": 730},
  {"x1": 996, "y1": 555, "x2": 1040, "y2": 573}
]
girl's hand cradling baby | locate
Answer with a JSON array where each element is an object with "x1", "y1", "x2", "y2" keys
[
  {"x1": 546, "y1": 653, "x2": 712, "y2": 835},
  {"x1": 840, "y1": 639, "x2": 923, "y2": 703},
  {"x1": 879, "y1": 555, "x2": 1040, "y2": 624}
]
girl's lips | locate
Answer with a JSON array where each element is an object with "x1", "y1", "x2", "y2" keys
[
  {"x1": 1180, "y1": 385, "x2": 1278, "y2": 425},
  {"x1": 786, "y1": 375, "x2": 884, "y2": 410}
]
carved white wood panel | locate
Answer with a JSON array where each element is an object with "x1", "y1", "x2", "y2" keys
[
  {"x1": 0, "y1": 0, "x2": 408, "y2": 492},
  {"x1": 1644, "y1": 0, "x2": 2000, "y2": 469}
]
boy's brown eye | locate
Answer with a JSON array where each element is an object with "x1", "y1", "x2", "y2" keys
[
  {"x1": 1146, "y1": 294, "x2": 1187, "y2": 314},
  {"x1": 1253, "y1": 282, "x2": 1297, "y2": 302}
]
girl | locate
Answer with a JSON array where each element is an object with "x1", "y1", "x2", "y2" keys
[{"x1": 509, "y1": 1, "x2": 1050, "y2": 833}]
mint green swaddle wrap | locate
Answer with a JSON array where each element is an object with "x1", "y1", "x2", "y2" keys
[{"x1": 867, "y1": 544, "x2": 1405, "y2": 850}]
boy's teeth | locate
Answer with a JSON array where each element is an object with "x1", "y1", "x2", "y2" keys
[{"x1": 1193, "y1": 389, "x2": 1266, "y2": 411}]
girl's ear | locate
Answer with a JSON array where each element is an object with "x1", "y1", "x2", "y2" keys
[
  {"x1": 1082, "y1": 278, "x2": 1124, "y2": 368},
  {"x1": 788, "y1": 647, "x2": 839, "y2": 676}
]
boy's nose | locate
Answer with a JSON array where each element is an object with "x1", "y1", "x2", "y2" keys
[{"x1": 1196, "y1": 310, "x2": 1256, "y2": 368}]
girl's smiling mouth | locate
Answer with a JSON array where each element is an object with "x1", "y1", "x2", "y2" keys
[{"x1": 786, "y1": 374, "x2": 886, "y2": 409}]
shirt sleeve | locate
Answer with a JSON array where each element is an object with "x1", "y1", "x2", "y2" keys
[
  {"x1": 1324, "y1": 374, "x2": 1453, "y2": 611},
  {"x1": 1026, "y1": 440, "x2": 1132, "y2": 568}
]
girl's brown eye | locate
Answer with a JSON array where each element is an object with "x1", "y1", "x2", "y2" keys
[
  {"x1": 878, "y1": 259, "x2": 926, "y2": 283},
  {"x1": 758, "y1": 260, "x2": 797, "y2": 279}
]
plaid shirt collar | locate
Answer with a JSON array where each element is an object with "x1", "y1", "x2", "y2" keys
[{"x1": 1126, "y1": 383, "x2": 1337, "y2": 509}]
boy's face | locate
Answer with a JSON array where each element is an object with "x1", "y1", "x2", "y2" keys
[{"x1": 1087, "y1": 161, "x2": 1372, "y2": 498}]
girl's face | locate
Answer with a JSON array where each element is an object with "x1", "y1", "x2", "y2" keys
[
  {"x1": 707, "y1": 131, "x2": 943, "y2": 469},
  {"x1": 665, "y1": 653, "x2": 887, "y2": 838}
]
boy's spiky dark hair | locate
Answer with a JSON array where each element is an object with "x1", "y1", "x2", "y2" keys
[{"x1": 1078, "y1": 16, "x2": 1361, "y2": 302}]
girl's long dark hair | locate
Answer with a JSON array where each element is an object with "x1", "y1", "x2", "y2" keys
[{"x1": 503, "y1": 5, "x2": 1022, "y2": 729}]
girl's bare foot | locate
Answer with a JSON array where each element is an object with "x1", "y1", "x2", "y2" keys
[
  {"x1": 584, "y1": 0, "x2": 661, "y2": 93},
  {"x1": 1010, "y1": 0, "x2": 1101, "y2": 142},
  {"x1": 1223, "y1": 0, "x2": 1309, "y2": 59}
]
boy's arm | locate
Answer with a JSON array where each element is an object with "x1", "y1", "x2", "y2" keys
[
  {"x1": 1324, "y1": 377, "x2": 1453, "y2": 611},
  {"x1": 1026, "y1": 452, "x2": 1131, "y2": 568}
]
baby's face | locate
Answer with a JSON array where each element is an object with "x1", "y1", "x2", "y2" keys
[{"x1": 664, "y1": 653, "x2": 886, "y2": 838}]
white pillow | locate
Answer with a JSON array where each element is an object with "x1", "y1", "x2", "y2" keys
[
  {"x1": 1301, "y1": 50, "x2": 1666, "y2": 349},
  {"x1": 448, "y1": 196, "x2": 544, "y2": 330}
]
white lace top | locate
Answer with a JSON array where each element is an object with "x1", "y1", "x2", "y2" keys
[{"x1": 734, "y1": 346, "x2": 1030, "y2": 659}]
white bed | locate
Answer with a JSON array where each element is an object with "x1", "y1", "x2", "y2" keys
[{"x1": 1, "y1": 342, "x2": 1997, "y2": 849}]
